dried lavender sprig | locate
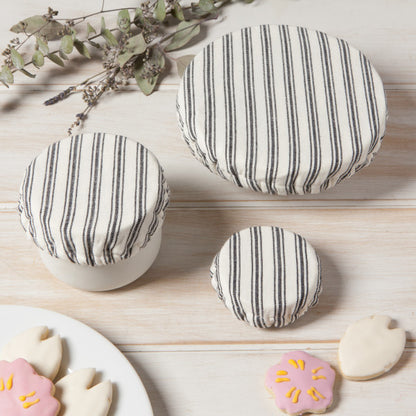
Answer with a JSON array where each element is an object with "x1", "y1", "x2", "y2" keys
[{"x1": 44, "y1": 86, "x2": 75, "y2": 105}]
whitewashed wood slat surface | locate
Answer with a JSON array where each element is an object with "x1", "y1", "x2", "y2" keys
[
  {"x1": 0, "y1": 0, "x2": 415, "y2": 415},
  {"x1": 1, "y1": 208, "x2": 415, "y2": 345},
  {"x1": 125, "y1": 349, "x2": 416, "y2": 416},
  {"x1": 1, "y1": 89, "x2": 415, "y2": 206}
]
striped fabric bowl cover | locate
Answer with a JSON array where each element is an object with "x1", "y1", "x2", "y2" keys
[
  {"x1": 177, "y1": 24, "x2": 387, "y2": 195},
  {"x1": 210, "y1": 226, "x2": 321, "y2": 328},
  {"x1": 18, "y1": 133, "x2": 169, "y2": 266}
]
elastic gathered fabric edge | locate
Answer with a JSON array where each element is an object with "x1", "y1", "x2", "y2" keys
[{"x1": 17, "y1": 166, "x2": 170, "y2": 267}]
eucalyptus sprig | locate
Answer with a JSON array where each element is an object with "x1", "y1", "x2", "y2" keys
[{"x1": 0, "y1": 0, "x2": 254, "y2": 134}]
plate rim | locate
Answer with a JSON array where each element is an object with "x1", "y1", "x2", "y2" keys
[{"x1": 0, "y1": 304, "x2": 154, "y2": 416}]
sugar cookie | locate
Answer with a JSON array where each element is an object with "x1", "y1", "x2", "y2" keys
[
  {"x1": 55, "y1": 368, "x2": 112, "y2": 416},
  {"x1": 0, "y1": 326, "x2": 62, "y2": 380},
  {"x1": 338, "y1": 315, "x2": 406, "y2": 380},
  {"x1": 0, "y1": 358, "x2": 60, "y2": 416},
  {"x1": 210, "y1": 226, "x2": 321, "y2": 328},
  {"x1": 265, "y1": 351, "x2": 335, "y2": 415}
]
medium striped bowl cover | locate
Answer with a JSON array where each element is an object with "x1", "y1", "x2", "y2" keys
[
  {"x1": 177, "y1": 24, "x2": 387, "y2": 195},
  {"x1": 210, "y1": 226, "x2": 321, "y2": 328},
  {"x1": 18, "y1": 133, "x2": 170, "y2": 266}
]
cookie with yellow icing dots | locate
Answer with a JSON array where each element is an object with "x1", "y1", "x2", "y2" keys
[
  {"x1": 338, "y1": 315, "x2": 406, "y2": 381},
  {"x1": 0, "y1": 358, "x2": 60, "y2": 416},
  {"x1": 55, "y1": 368, "x2": 112, "y2": 416},
  {"x1": 0, "y1": 326, "x2": 62, "y2": 381},
  {"x1": 265, "y1": 351, "x2": 335, "y2": 415}
]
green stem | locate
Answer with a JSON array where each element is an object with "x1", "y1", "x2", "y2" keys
[
  {"x1": 56, "y1": 0, "x2": 228, "y2": 25},
  {"x1": 55, "y1": 7, "x2": 138, "y2": 23},
  {"x1": 79, "y1": 69, "x2": 108, "y2": 86},
  {"x1": 156, "y1": 14, "x2": 216, "y2": 47}
]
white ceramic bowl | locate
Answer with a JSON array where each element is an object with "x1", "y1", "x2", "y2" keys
[
  {"x1": 39, "y1": 226, "x2": 162, "y2": 291},
  {"x1": 18, "y1": 133, "x2": 169, "y2": 291}
]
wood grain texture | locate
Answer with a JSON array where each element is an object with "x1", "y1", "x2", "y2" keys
[
  {"x1": 126, "y1": 348, "x2": 415, "y2": 416},
  {"x1": 1, "y1": 89, "x2": 415, "y2": 205},
  {"x1": 1, "y1": 208, "x2": 414, "y2": 345},
  {"x1": 0, "y1": 0, "x2": 415, "y2": 87},
  {"x1": 0, "y1": 1, "x2": 415, "y2": 414}
]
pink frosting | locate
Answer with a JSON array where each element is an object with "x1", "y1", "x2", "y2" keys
[
  {"x1": 265, "y1": 351, "x2": 335, "y2": 415},
  {"x1": 0, "y1": 359, "x2": 60, "y2": 416}
]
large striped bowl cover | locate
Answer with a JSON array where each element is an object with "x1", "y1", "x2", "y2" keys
[
  {"x1": 210, "y1": 226, "x2": 321, "y2": 328},
  {"x1": 18, "y1": 133, "x2": 169, "y2": 266},
  {"x1": 177, "y1": 25, "x2": 387, "y2": 195}
]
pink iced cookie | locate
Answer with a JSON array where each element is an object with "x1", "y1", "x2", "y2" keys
[
  {"x1": 266, "y1": 351, "x2": 335, "y2": 415},
  {"x1": 0, "y1": 358, "x2": 60, "y2": 416}
]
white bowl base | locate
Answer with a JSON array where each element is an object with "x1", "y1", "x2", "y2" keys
[{"x1": 39, "y1": 227, "x2": 162, "y2": 291}]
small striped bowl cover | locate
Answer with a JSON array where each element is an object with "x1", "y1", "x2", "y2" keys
[
  {"x1": 210, "y1": 226, "x2": 321, "y2": 328},
  {"x1": 177, "y1": 24, "x2": 387, "y2": 195},
  {"x1": 18, "y1": 133, "x2": 170, "y2": 266}
]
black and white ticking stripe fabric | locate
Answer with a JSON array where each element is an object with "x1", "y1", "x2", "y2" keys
[
  {"x1": 18, "y1": 133, "x2": 169, "y2": 266},
  {"x1": 210, "y1": 226, "x2": 321, "y2": 328},
  {"x1": 177, "y1": 25, "x2": 387, "y2": 195}
]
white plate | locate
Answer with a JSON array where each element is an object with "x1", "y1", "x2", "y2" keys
[{"x1": 0, "y1": 305, "x2": 153, "y2": 416}]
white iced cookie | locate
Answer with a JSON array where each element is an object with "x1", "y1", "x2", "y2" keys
[
  {"x1": 55, "y1": 368, "x2": 112, "y2": 416},
  {"x1": 339, "y1": 315, "x2": 406, "y2": 380},
  {"x1": 0, "y1": 326, "x2": 62, "y2": 380}
]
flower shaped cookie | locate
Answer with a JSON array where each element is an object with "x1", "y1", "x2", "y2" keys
[
  {"x1": 0, "y1": 358, "x2": 60, "y2": 416},
  {"x1": 0, "y1": 326, "x2": 112, "y2": 416},
  {"x1": 266, "y1": 351, "x2": 336, "y2": 415}
]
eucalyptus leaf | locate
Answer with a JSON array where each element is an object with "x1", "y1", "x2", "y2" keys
[
  {"x1": 101, "y1": 29, "x2": 118, "y2": 47},
  {"x1": 117, "y1": 53, "x2": 131, "y2": 67},
  {"x1": 134, "y1": 7, "x2": 148, "y2": 28},
  {"x1": 10, "y1": 48, "x2": 24, "y2": 70},
  {"x1": 191, "y1": 2, "x2": 218, "y2": 18},
  {"x1": 118, "y1": 33, "x2": 146, "y2": 67},
  {"x1": 165, "y1": 20, "x2": 200, "y2": 52},
  {"x1": 117, "y1": 9, "x2": 131, "y2": 32},
  {"x1": 125, "y1": 33, "x2": 146, "y2": 54},
  {"x1": 134, "y1": 7, "x2": 143, "y2": 19},
  {"x1": 135, "y1": 70, "x2": 159, "y2": 95},
  {"x1": 154, "y1": 0, "x2": 166, "y2": 21},
  {"x1": 176, "y1": 54, "x2": 195, "y2": 77},
  {"x1": 134, "y1": 7, "x2": 144, "y2": 23},
  {"x1": 10, "y1": 15, "x2": 64, "y2": 41},
  {"x1": 88, "y1": 40, "x2": 101, "y2": 49},
  {"x1": 199, "y1": 0, "x2": 216, "y2": 12},
  {"x1": 59, "y1": 50, "x2": 69, "y2": 60},
  {"x1": 87, "y1": 23, "x2": 96, "y2": 35},
  {"x1": 32, "y1": 50, "x2": 44, "y2": 67},
  {"x1": 0, "y1": 66, "x2": 14, "y2": 84},
  {"x1": 60, "y1": 35, "x2": 74, "y2": 54},
  {"x1": 173, "y1": 2, "x2": 185, "y2": 20},
  {"x1": 47, "y1": 53, "x2": 65, "y2": 67},
  {"x1": 70, "y1": 28, "x2": 77, "y2": 41},
  {"x1": 36, "y1": 37, "x2": 49, "y2": 54},
  {"x1": 134, "y1": 49, "x2": 165, "y2": 95},
  {"x1": 74, "y1": 40, "x2": 91, "y2": 59},
  {"x1": 20, "y1": 68, "x2": 36, "y2": 78},
  {"x1": 152, "y1": 48, "x2": 165, "y2": 72}
]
